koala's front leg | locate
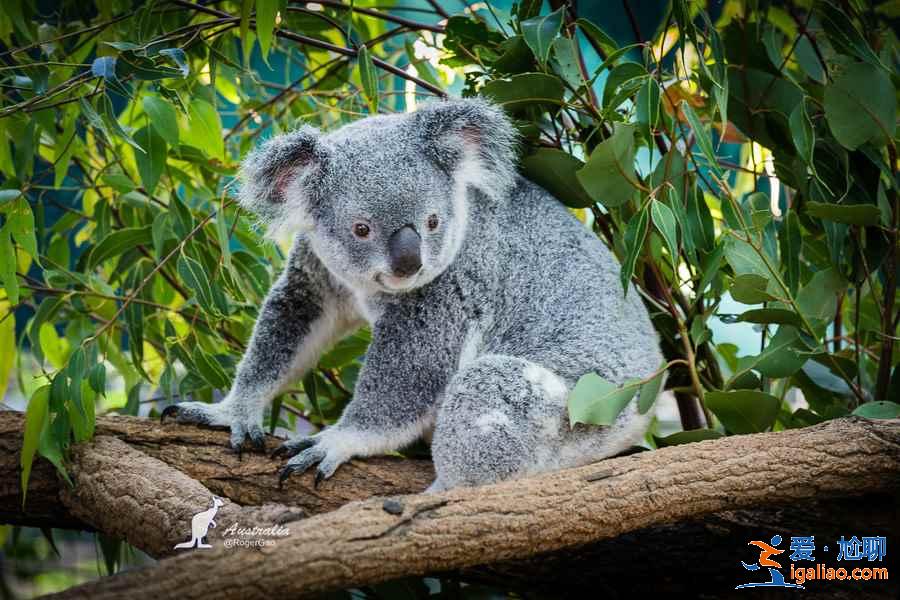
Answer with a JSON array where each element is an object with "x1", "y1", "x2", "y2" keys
[
  {"x1": 275, "y1": 294, "x2": 466, "y2": 486},
  {"x1": 162, "y1": 241, "x2": 359, "y2": 454}
]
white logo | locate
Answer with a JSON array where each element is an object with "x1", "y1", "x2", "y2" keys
[{"x1": 174, "y1": 496, "x2": 224, "y2": 550}]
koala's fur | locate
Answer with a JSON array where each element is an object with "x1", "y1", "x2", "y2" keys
[{"x1": 165, "y1": 98, "x2": 663, "y2": 492}]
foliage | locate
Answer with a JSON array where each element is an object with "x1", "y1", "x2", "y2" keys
[{"x1": 0, "y1": 0, "x2": 898, "y2": 512}]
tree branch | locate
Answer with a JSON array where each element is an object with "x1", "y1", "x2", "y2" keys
[{"x1": 30, "y1": 415, "x2": 900, "y2": 599}]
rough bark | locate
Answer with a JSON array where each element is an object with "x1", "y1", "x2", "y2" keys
[
  {"x1": 41, "y1": 416, "x2": 900, "y2": 599},
  {"x1": 0, "y1": 411, "x2": 434, "y2": 533}
]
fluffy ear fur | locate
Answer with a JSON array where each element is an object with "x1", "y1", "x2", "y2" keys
[
  {"x1": 413, "y1": 98, "x2": 518, "y2": 202},
  {"x1": 237, "y1": 125, "x2": 327, "y2": 237}
]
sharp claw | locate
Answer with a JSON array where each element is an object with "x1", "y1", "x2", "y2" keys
[
  {"x1": 160, "y1": 405, "x2": 179, "y2": 423},
  {"x1": 314, "y1": 470, "x2": 324, "y2": 489},
  {"x1": 250, "y1": 434, "x2": 266, "y2": 452},
  {"x1": 270, "y1": 438, "x2": 315, "y2": 460},
  {"x1": 228, "y1": 442, "x2": 243, "y2": 461},
  {"x1": 278, "y1": 466, "x2": 294, "y2": 489}
]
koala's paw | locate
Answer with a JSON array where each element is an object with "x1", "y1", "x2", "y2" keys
[
  {"x1": 160, "y1": 400, "x2": 266, "y2": 456},
  {"x1": 273, "y1": 430, "x2": 352, "y2": 489}
]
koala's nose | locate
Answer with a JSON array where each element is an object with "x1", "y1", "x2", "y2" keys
[{"x1": 388, "y1": 224, "x2": 422, "y2": 277}]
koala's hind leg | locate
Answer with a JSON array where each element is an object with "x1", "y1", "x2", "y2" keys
[{"x1": 430, "y1": 355, "x2": 571, "y2": 489}]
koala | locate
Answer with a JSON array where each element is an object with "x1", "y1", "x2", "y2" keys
[{"x1": 161, "y1": 98, "x2": 663, "y2": 492}]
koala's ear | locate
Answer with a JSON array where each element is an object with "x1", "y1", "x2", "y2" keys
[
  {"x1": 413, "y1": 98, "x2": 518, "y2": 201},
  {"x1": 237, "y1": 125, "x2": 327, "y2": 235}
]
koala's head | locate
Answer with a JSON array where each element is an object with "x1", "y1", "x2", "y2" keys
[{"x1": 237, "y1": 98, "x2": 517, "y2": 294}]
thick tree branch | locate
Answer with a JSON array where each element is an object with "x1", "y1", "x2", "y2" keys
[
  {"x1": 0, "y1": 411, "x2": 433, "y2": 536},
  {"x1": 38, "y1": 416, "x2": 900, "y2": 599}
]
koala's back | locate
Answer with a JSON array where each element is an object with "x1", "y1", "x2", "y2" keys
[{"x1": 481, "y1": 177, "x2": 662, "y2": 386}]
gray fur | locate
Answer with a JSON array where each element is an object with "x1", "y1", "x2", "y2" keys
[{"x1": 168, "y1": 97, "x2": 663, "y2": 491}]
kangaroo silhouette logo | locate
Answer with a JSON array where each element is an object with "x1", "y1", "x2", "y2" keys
[{"x1": 174, "y1": 496, "x2": 225, "y2": 550}]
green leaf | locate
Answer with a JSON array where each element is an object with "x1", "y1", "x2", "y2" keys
[
  {"x1": 576, "y1": 124, "x2": 637, "y2": 209},
  {"x1": 731, "y1": 273, "x2": 780, "y2": 304},
  {"x1": 241, "y1": 0, "x2": 254, "y2": 67},
  {"x1": 805, "y1": 201, "x2": 882, "y2": 226},
  {"x1": 737, "y1": 308, "x2": 801, "y2": 326},
  {"x1": 0, "y1": 228, "x2": 18, "y2": 304},
  {"x1": 638, "y1": 366, "x2": 665, "y2": 414},
  {"x1": 97, "y1": 94, "x2": 142, "y2": 152},
  {"x1": 620, "y1": 207, "x2": 649, "y2": 295},
  {"x1": 654, "y1": 429, "x2": 723, "y2": 447},
  {"x1": 178, "y1": 254, "x2": 225, "y2": 316},
  {"x1": 779, "y1": 212, "x2": 802, "y2": 295},
  {"x1": 568, "y1": 372, "x2": 639, "y2": 427},
  {"x1": 318, "y1": 330, "x2": 371, "y2": 369},
  {"x1": 192, "y1": 347, "x2": 230, "y2": 389},
  {"x1": 550, "y1": 37, "x2": 582, "y2": 89},
  {"x1": 357, "y1": 45, "x2": 378, "y2": 114},
  {"x1": 650, "y1": 200, "x2": 679, "y2": 266},
  {"x1": 89, "y1": 363, "x2": 106, "y2": 396},
  {"x1": 6, "y1": 196, "x2": 37, "y2": 258},
  {"x1": 21, "y1": 385, "x2": 50, "y2": 505},
  {"x1": 681, "y1": 101, "x2": 724, "y2": 179},
  {"x1": 796, "y1": 268, "x2": 846, "y2": 327},
  {"x1": 183, "y1": 99, "x2": 225, "y2": 161},
  {"x1": 132, "y1": 126, "x2": 166, "y2": 195},
  {"x1": 142, "y1": 96, "x2": 179, "y2": 147},
  {"x1": 815, "y1": 2, "x2": 885, "y2": 68},
  {"x1": 88, "y1": 226, "x2": 153, "y2": 268},
  {"x1": 520, "y1": 148, "x2": 593, "y2": 208},
  {"x1": 0, "y1": 305, "x2": 14, "y2": 403},
  {"x1": 789, "y1": 100, "x2": 814, "y2": 166},
  {"x1": 575, "y1": 18, "x2": 618, "y2": 56},
  {"x1": 256, "y1": 0, "x2": 278, "y2": 62},
  {"x1": 726, "y1": 325, "x2": 808, "y2": 386},
  {"x1": 705, "y1": 390, "x2": 780, "y2": 434},
  {"x1": 687, "y1": 186, "x2": 715, "y2": 254},
  {"x1": 824, "y1": 57, "x2": 896, "y2": 150},
  {"x1": 480, "y1": 73, "x2": 565, "y2": 112},
  {"x1": 852, "y1": 401, "x2": 900, "y2": 419},
  {"x1": 520, "y1": 7, "x2": 564, "y2": 64}
]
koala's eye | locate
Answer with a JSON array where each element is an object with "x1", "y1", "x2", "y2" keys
[
  {"x1": 426, "y1": 214, "x2": 439, "y2": 231},
  {"x1": 352, "y1": 222, "x2": 371, "y2": 239}
]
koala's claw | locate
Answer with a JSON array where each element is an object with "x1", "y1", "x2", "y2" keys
[
  {"x1": 314, "y1": 470, "x2": 325, "y2": 489},
  {"x1": 276, "y1": 445, "x2": 327, "y2": 488},
  {"x1": 270, "y1": 437, "x2": 316, "y2": 460},
  {"x1": 278, "y1": 464, "x2": 307, "y2": 488},
  {"x1": 160, "y1": 405, "x2": 179, "y2": 423}
]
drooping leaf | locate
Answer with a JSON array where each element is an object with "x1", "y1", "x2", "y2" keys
[
  {"x1": 21, "y1": 386, "x2": 50, "y2": 504},
  {"x1": 654, "y1": 429, "x2": 723, "y2": 447},
  {"x1": 852, "y1": 401, "x2": 900, "y2": 419},
  {"x1": 805, "y1": 201, "x2": 882, "y2": 226},
  {"x1": 568, "y1": 372, "x2": 639, "y2": 427},
  {"x1": 824, "y1": 57, "x2": 896, "y2": 150},
  {"x1": 520, "y1": 7, "x2": 564, "y2": 64},
  {"x1": 480, "y1": 72, "x2": 565, "y2": 112},
  {"x1": 132, "y1": 126, "x2": 166, "y2": 195},
  {"x1": 521, "y1": 148, "x2": 593, "y2": 208},
  {"x1": 142, "y1": 96, "x2": 179, "y2": 147},
  {"x1": 256, "y1": 0, "x2": 278, "y2": 62},
  {"x1": 357, "y1": 45, "x2": 378, "y2": 114},
  {"x1": 576, "y1": 124, "x2": 637, "y2": 209},
  {"x1": 705, "y1": 390, "x2": 780, "y2": 434},
  {"x1": 650, "y1": 199, "x2": 679, "y2": 266},
  {"x1": 620, "y1": 207, "x2": 649, "y2": 295}
]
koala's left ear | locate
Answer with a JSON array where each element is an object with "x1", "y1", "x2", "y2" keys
[
  {"x1": 237, "y1": 125, "x2": 328, "y2": 236},
  {"x1": 413, "y1": 98, "x2": 518, "y2": 201}
]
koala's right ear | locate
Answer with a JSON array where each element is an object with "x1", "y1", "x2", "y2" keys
[{"x1": 237, "y1": 125, "x2": 328, "y2": 236}]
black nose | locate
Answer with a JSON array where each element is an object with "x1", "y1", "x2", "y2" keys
[{"x1": 388, "y1": 225, "x2": 422, "y2": 277}]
